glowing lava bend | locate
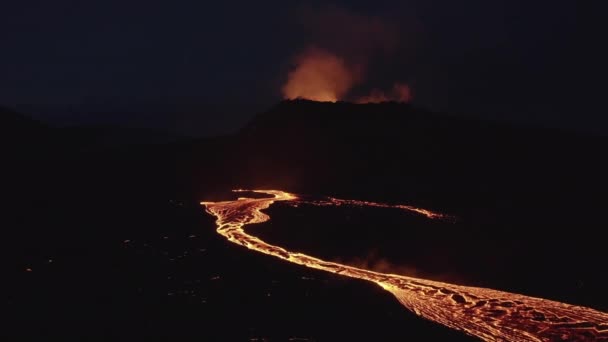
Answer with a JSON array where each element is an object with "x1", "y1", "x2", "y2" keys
[{"x1": 202, "y1": 190, "x2": 608, "y2": 341}]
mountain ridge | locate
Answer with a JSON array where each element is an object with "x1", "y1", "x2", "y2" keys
[{"x1": 240, "y1": 99, "x2": 597, "y2": 142}]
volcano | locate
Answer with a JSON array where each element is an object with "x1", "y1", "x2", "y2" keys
[{"x1": 187, "y1": 100, "x2": 608, "y2": 218}]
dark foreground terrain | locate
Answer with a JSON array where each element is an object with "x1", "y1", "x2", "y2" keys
[{"x1": 3, "y1": 101, "x2": 607, "y2": 340}]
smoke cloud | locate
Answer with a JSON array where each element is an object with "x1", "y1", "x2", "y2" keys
[
  {"x1": 281, "y1": 5, "x2": 413, "y2": 103},
  {"x1": 338, "y1": 250, "x2": 469, "y2": 284},
  {"x1": 355, "y1": 83, "x2": 412, "y2": 104},
  {"x1": 282, "y1": 47, "x2": 361, "y2": 102}
]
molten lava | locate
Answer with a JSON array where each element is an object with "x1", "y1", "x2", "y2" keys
[{"x1": 202, "y1": 190, "x2": 608, "y2": 341}]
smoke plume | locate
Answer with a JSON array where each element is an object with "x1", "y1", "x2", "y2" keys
[
  {"x1": 281, "y1": 5, "x2": 413, "y2": 103},
  {"x1": 282, "y1": 47, "x2": 361, "y2": 102},
  {"x1": 355, "y1": 83, "x2": 412, "y2": 104}
]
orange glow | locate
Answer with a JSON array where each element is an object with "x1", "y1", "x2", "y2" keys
[
  {"x1": 356, "y1": 82, "x2": 412, "y2": 103},
  {"x1": 282, "y1": 48, "x2": 359, "y2": 102},
  {"x1": 296, "y1": 196, "x2": 448, "y2": 220},
  {"x1": 202, "y1": 190, "x2": 608, "y2": 341}
]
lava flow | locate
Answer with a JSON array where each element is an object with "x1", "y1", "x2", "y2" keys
[{"x1": 201, "y1": 190, "x2": 608, "y2": 341}]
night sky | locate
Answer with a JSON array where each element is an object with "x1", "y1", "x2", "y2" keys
[{"x1": 1, "y1": 1, "x2": 602, "y2": 136}]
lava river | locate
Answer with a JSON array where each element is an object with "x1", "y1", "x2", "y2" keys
[{"x1": 201, "y1": 190, "x2": 608, "y2": 341}]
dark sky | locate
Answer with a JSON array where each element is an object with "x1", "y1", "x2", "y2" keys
[{"x1": 1, "y1": 0, "x2": 603, "y2": 136}]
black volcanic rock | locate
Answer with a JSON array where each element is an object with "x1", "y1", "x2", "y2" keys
[
  {"x1": 1, "y1": 106, "x2": 61, "y2": 200},
  {"x1": 0, "y1": 106, "x2": 53, "y2": 147},
  {"x1": 242, "y1": 99, "x2": 548, "y2": 141},
  {"x1": 0, "y1": 105, "x2": 47, "y2": 130},
  {"x1": 231, "y1": 101, "x2": 607, "y2": 216}
]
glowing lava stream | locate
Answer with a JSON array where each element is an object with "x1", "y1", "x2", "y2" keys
[{"x1": 202, "y1": 190, "x2": 608, "y2": 341}]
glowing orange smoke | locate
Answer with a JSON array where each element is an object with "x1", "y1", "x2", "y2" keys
[
  {"x1": 202, "y1": 190, "x2": 608, "y2": 342},
  {"x1": 282, "y1": 6, "x2": 412, "y2": 104},
  {"x1": 356, "y1": 82, "x2": 412, "y2": 103},
  {"x1": 282, "y1": 48, "x2": 359, "y2": 102},
  {"x1": 281, "y1": 48, "x2": 412, "y2": 104}
]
